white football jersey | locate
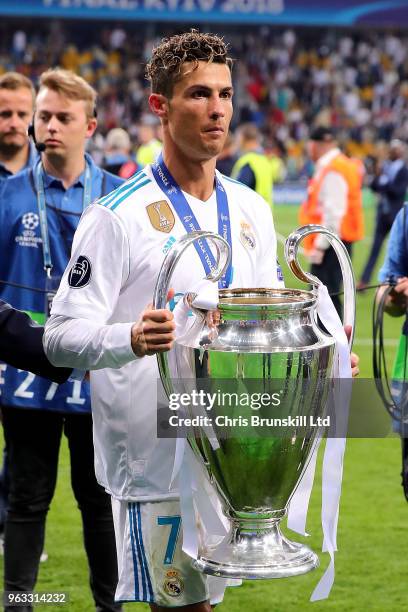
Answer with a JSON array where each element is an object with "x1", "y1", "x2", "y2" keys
[{"x1": 49, "y1": 165, "x2": 282, "y2": 500}]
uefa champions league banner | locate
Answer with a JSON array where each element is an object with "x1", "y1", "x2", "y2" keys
[{"x1": 0, "y1": 0, "x2": 408, "y2": 26}]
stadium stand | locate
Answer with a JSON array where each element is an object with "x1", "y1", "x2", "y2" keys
[{"x1": 0, "y1": 21, "x2": 407, "y2": 177}]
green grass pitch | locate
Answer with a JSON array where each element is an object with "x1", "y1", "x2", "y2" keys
[{"x1": 1, "y1": 203, "x2": 407, "y2": 611}]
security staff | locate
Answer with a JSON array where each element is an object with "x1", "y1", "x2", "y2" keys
[
  {"x1": 299, "y1": 126, "x2": 364, "y2": 316},
  {"x1": 0, "y1": 72, "x2": 36, "y2": 183},
  {"x1": 0, "y1": 68, "x2": 123, "y2": 612},
  {"x1": 232, "y1": 123, "x2": 274, "y2": 208}
]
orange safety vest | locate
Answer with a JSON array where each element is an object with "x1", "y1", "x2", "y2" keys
[{"x1": 299, "y1": 152, "x2": 364, "y2": 253}]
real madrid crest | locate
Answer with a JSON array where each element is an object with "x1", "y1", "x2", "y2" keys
[
  {"x1": 163, "y1": 569, "x2": 184, "y2": 598},
  {"x1": 240, "y1": 221, "x2": 256, "y2": 250},
  {"x1": 146, "y1": 200, "x2": 175, "y2": 233}
]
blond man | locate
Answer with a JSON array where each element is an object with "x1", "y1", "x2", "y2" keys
[{"x1": 0, "y1": 72, "x2": 36, "y2": 181}]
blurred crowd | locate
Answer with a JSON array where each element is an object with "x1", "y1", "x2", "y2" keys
[{"x1": 1, "y1": 20, "x2": 408, "y2": 179}]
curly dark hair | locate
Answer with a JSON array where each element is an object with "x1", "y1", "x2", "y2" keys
[{"x1": 146, "y1": 30, "x2": 233, "y2": 97}]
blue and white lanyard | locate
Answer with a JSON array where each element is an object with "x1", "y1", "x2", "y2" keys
[
  {"x1": 151, "y1": 153, "x2": 233, "y2": 288},
  {"x1": 35, "y1": 160, "x2": 92, "y2": 277}
]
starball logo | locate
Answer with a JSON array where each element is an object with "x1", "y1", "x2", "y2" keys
[
  {"x1": 22, "y1": 212, "x2": 39, "y2": 230},
  {"x1": 68, "y1": 255, "x2": 92, "y2": 289},
  {"x1": 15, "y1": 212, "x2": 42, "y2": 249}
]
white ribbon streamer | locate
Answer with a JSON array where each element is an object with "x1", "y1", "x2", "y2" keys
[
  {"x1": 191, "y1": 280, "x2": 219, "y2": 311},
  {"x1": 287, "y1": 283, "x2": 351, "y2": 600},
  {"x1": 310, "y1": 284, "x2": 351, "y2": 601},
  {"x1": 170, "y1": 281, "x2": 226, "y2": 559},
  {"x1": 178, "y1": 441, "x2": 199, "y2": 558},
  {"x1": 187, "y1": 445, "x2": 228, "y2": 537},
  {"x1": 173, "y1": 279, "x2": 219, "y2": 347},
  {"x1": 287, "y1": 434, "x2": 322, "y2": 537},
  {"x1": 176, "y1": 441, "x2": 227, "y2": 559}
]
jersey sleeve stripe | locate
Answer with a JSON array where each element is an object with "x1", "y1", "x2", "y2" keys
[
  {"x1": 109, "y1": 178, "x2": 152, "y2": 211},
  {"x1": 99, "y1": 170, "x2": 146, "y2": 208},
  {"x1": 99, "y1": 169, "x2": 143, "y2": 205}
]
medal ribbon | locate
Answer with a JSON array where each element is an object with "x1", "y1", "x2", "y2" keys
[{"x1": 151, "y1": 153, "x2": 232, "y2": 288}]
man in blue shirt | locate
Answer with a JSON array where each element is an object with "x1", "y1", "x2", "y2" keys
[
  {"x1": 378, "y1": 205, "x2": 408, "y2": 293},
  {"x1": 359, "y1": 140, "x2": 408, "y2": 289},
  {"x1": 377, "y1": 204, "x2": 408, "y2": 501},
  {"x1": 0, "y1": 68, "x2": 123, "y2": 612},
  {"x1": 0, "y1": 72, "x2": 36, "y2": 184}
]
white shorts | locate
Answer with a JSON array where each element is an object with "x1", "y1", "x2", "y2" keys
[{"x1": 111, "y1": 497, "x2": 233, "y2": 607}]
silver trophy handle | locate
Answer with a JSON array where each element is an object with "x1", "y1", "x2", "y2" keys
[
  {"x1": 284, "y1": 224, "x2": 356, "y2": 348},
  {"x1": 153, "y1": 231, "x2": 231, "y2": 399}
]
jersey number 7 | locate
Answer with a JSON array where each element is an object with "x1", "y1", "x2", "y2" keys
[{"x1": 157, "y1": 515, "x2": 182, "y2": 565}]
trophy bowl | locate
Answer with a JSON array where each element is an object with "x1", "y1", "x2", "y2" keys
[{"x1": 154, "y1": 227, "x2": 355, "y2": 580}]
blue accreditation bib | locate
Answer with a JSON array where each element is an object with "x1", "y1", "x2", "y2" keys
[{"x1": 0, "y1": 161, "x2": 123, "y2": 413}]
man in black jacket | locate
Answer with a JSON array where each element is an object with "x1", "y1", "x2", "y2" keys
[
  {"x1": 358, "y1": 140, "x2": 408, "y2": 289},
  {"x1": 0, "y1": 299, "x2": 72, "y2": 566},
  {"x1": 0, "y1": 299, "x2": 71, "y2": 382}
]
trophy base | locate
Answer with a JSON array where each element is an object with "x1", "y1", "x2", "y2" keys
[{"x1": 192, "y1": 516, "x2": 319, "y2": 580}]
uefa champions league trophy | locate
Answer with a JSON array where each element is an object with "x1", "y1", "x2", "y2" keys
[{"x1": 153, "y1": 226, "x2": 355, "y2": 580}]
